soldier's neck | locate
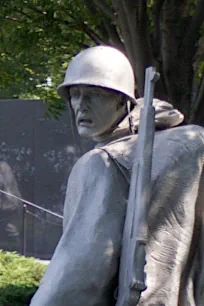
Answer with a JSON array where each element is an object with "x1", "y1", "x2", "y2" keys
[
  {"x1": 93, "y1": 128, "x2": 130, "y2": 147},
  {"x1": 93, "y1": 131, "x2": 114, "y2": 146}
]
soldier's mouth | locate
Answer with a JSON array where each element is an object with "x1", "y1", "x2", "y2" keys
[{"x1": 78, "y1": 118, "x2": 93, "y2": 127}]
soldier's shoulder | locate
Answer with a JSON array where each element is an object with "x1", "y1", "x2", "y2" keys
[
  {"x1": 71, "y1": 147, "x2": 112, "y2": 174},
  {"x1": 161, "y1": 124, "x2": 204, "y2": 139},
  {"x1": 100, "y1": 125, "x2": 204, "y2": 170},
  {"x1": 156, "y1": 125, "x2": 204, "y2": 152}
]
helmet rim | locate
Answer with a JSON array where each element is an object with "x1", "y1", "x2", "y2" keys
[{"x1": 57, "y1": 45, "x2": 137, "y2": 104}]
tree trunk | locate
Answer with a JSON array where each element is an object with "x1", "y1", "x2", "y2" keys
[{"x1": 112, "y1": 0, "x2": 154, "y2": 96}]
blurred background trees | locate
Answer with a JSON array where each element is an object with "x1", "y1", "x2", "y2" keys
[{"x1": 0, "y1": 0, "x2": 203, "y2": 123}]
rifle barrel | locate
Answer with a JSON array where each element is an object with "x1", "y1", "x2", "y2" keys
[{"x1": 116, "y1": 67, "x2": 160, "y2": 306}]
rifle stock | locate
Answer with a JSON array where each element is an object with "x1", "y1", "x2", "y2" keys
[{"x1": 116, "y1": 67, "x2": 160, "y2": 306}]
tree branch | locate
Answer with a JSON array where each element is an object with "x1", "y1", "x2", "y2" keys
[
  {"x1": 27, "y1": 1, "x2": 105, "y2": 46},
  {"x1": 24, "y1": 0, "x2": 109, "y2": 46},
  {"x1": 153, "y1": 0, "x2": 165, "y2": 12},
  {"x1": 84, "y1": 0, "x2": 98, "y2": 15},
  {"x1": 120, "y1": 0, "x2": 154, "y2": 95},
  {"x1": 93, "y1": 0, "x2": 115, "y2": 20},
  {"x1": 138, "y1": 0, "x2": 147, "y2": 24},
  {"x1": 152, "y1": 0, "x2": 165, "y2": 58},
  {"x1": 83, "y1": 0, "x2": 111, "y2": 44},
  {"x1": 62, "y1": 10, "x2": 104, "y2": 45},
  {"x1": 161, "y1": 1, "x2": 193, "y2": 113},
  {"x1": 102, "y1": 18, "x2": 125, "y2": 51},
  {"x1": 114, "y1": 1, "x2": 135, "y2": 64},
  {"x1": 81, "y1": 23, "x2": 104, "y2": 44},
  {"x1": 16, "y1": 9, "x2": 32, "y2": 20},
  {"x1": 190, "y1": 73, "x2": 204, "y2": 123},
  {"x1": 185, "y1": 0, "x2": 204, "y2": 43},
  {"x1": 26, "y1": 4, "x2": 47, "y2": 16},
  {"x1": 5, "y1": 16, "x2": 24, "y2": 23},
  {"x1": 25, "y1": 2, "x2": 106, "y2": 45}
]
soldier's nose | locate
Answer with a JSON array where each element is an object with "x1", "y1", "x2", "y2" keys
[{"x1": 78, "y1": 94, "x2": 89, "y2": 109}]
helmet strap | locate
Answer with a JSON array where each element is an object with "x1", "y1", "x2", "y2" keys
[{"x1": 127, "y1": 100, "x2": 134, "y2": 134}]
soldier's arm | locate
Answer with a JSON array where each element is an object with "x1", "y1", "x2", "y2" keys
[{"x1": 30, "y1": 148, "x2": 129, "y2": 306}]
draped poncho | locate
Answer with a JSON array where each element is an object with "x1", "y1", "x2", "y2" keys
[{"x1": 30, "y1": 101, "x2": 204, "y2": 306}]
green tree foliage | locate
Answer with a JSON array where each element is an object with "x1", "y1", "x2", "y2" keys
[
  {"x1": 0, "y1": 1, "x2": 92, "y2": 117},
  {"x1": 0, "y1": 250, "x2": 46, "y2": 306},
  {"x1": 0, "y1": 1, "x2": 203, "y2": 123}
]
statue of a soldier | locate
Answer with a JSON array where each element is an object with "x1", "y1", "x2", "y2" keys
[{"x1": 30, "y1": 46, "x2": 204, "y2": 306}]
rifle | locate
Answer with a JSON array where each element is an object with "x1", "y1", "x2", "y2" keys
[{"x1": 115, "y1": 67, "x2": 160, "y2": 306}]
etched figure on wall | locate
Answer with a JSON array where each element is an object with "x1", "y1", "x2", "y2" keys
[
  {"x1": 30, "y1": 46, "x2": 204, "y2": 306},
  {"x1": 0, "y1": 161, "x2": 21, "y2": 252}
]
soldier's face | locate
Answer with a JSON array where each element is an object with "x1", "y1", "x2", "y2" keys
[{"x1": 70, "y1": 85, "x2": 126, "y2": 139}]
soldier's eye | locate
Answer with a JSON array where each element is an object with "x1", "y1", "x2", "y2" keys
[
  {"x1": 91, "y1": 89, "x2": 101, "y2": 96},
  {"x1": 70, "y1": 88, "x2": 80, "y2": 98}
]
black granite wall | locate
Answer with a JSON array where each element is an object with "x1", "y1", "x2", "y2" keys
[{"x1": 0, "y1": 99, "x2": 93, "y2": 259}]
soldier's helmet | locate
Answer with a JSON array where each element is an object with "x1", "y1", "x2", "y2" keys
[{"x1": 57, "y1": 45, "x2": 136, "y2": 104}]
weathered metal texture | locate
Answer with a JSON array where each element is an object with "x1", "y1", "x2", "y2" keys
[{"x1": 57, "y1": 46, "x2": 136, "y2": 104}]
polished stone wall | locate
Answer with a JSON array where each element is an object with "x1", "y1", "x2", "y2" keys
[{"x1": 0, "y1": 99, "x2": 93, "y2": 259}]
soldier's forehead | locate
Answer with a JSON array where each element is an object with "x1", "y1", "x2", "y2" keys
[{"x1": 69, "y1": 85, "x2": 117, "y2": 94}]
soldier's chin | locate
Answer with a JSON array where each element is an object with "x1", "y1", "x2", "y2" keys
[{"x1": 77, "y1": 126, "x2": 96, "y2": 138}]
